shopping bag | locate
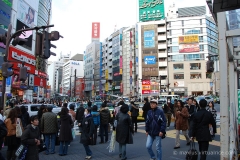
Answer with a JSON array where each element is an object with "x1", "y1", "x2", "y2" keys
[
  {"x1": 72, "y1": 128, "x2": 76, "y2": 139},
  {"x1": 108, "y1": 130, "x2": 116, "y2": 153},
  {"x1": 16, "y1": 118, "x2": 22, "y2": 138},
  {"x1": 15, "y1": 144, "x2": 28, "y2": 159},
  {"x1": 209, "y1": 124, "x2": 213, "y2": 135},
  {"x1": 186, "y1": 141, "x2": 198, "y2": 160}
]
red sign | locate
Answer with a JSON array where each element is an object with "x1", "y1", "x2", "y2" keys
[
  {"x1": 75, "y1": 78, "x2": 84, "y2": 98},
  {"x1": 142, "y1": 90, "x2": 151, "y2": 94},
  {"x1": 92, "y1": 22, "x2": 100, "y2": 38},
  {"x1": 142, "y1": 80, "x2": 150, "y2": 85},
  {"x1": 8, "y1": 46, "x2": 36, "y2": 74},
  {"x1": 179, "y1": 43, "x2": 199, "y2": 53},
  {"x1": 34, "y1": 76, "x2": 46, "y2": 88}
]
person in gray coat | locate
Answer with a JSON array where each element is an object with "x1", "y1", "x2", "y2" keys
[
  {"x1": 21, "y1": 115, "x2": 41, "y2": 160},
  {"x1": 115, "y1": 104, "x2": 134, "y2": 160}
]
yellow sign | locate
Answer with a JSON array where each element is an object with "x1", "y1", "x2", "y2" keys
[
  {"x1": 120, "y1": 69, "x2": 122, "y2": 75},
  {"x1": 0, "y1": 70, "x2": 2, "y2": 81},
  {"x1": 178, "y1": 35, "x2": 199, "y2": 44},
  {"x1": 105, "y1": 83, "x2": 109, "y2": 91},
  {"x1": 105, "y1": 70, "x2": 108, "y2": 79}
]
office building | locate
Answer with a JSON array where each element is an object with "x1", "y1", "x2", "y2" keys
[{"x1": 166, "y1": 5, "x2": 219, "y2": 96}]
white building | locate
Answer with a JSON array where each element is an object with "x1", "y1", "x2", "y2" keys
[{"x1": 62, "y1": 60, "x2": 84, "y2": 96}]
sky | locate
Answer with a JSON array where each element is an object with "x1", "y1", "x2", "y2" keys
[{"x1": 49, "y1": 0, "x2": 208, "y2": 62}]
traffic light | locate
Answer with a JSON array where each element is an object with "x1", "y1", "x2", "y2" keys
[
  {"x1": 2, "y1": 62, "x2": 13, "y2": 78},
  {"x1": 19, "y1": 67, "x2": 27, "y2": 81},
  {"x1": 41, "y1": 31, "x2": 60, "y2": 59},
  {"x1": 0, "y1": 34, "x2": 6, "y2": 44},
  {"x1": 207, "y1": 60, "x2": 214, "y2": 72}
]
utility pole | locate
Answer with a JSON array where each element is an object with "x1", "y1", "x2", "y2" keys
[
  {"x1": 74, "y1": 69, "x2": 76, "y2": 97},
  {"x1": 159, "y1": 75, "x2": 161, "y2": 96}
]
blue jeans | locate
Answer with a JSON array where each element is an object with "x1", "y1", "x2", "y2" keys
[
  {"x1": 146, "y1": 135, "x2": 162, "y2": 160},
  {"x1": 59, "y1": 141, "x2": 70, "y2": 155},
  {"x1": 100, "y1": 124, "x2": 108, "y2": 142},
  {"x1": 44, "y1": 133, "x2": 56, "y2": 154},
  {"x1": 83, "y1": 144, "x2": 92, "y2": 156},
  {"x1": 119, "y1": 143, "x2": 126, "y2": 159}
]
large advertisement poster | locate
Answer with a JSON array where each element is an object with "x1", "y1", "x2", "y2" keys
[
  {"x1": 178, "y1": 35, "x2": 199, "y2": 44},
  {"x1": 16, "y1": 20, "x2": 33, "y2": 50},
  {"x1": 142, "y1": 80, "x2": 151, "y2": 94},
  {"x1": 174, "y1": 81, "x2": 184, "y2": 87},
  {"x1": 179, "y1": 43, "x2": 200, "y2": 53},
  {"x1": 144, "y1": 30, "x2": 155, "y2": 48},
  {"x1": 139, "y1": 0, "x2": 165, "y2": 22}
]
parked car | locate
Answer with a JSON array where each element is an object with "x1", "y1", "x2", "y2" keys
[
  {"x1": 17, "y1": 104, "x2": 61, "y2": 117},
  {"x1": 204, "y1": 96, "x2": 214, "y2": 104}
]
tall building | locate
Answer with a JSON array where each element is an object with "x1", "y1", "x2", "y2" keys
[
  {"x1": 137, "y1": 20, "x2": 168, "y2": 98},
  {"x1": 166, "y1": 5, "x2": 219, "y2": 96},
  {"x1": 84, "y1": 42, "x2": 100, "y2": 97},
  {"x1": 93, "y1": 49, "x2": 100, "y2": 95},
  {"x1": 122, "y1": 26, "x2": 137, "y2": 96}
]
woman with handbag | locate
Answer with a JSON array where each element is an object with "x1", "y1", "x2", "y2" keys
[
  {"x1": 21, "y1": 115, "x2": 41, "y2": 160},
  {"x1": 4, "y1": 108, "x2": 23, "y2": 160},
  {"x1": 116, "y1": 104, "x2": 134, "y2": 160}
]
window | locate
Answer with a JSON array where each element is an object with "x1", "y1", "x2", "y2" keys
[
  {"x1": 172, "y1": 29, "x2": 182, "y2": 36},
  {"x1": 186, "y1": 54, "x2": 203, "y2": 60},
  {"x1": 199, "y1": 45, "x2": 204, "y2": 51},
  {"x1": 184, "y1": 28, "x2": 201, "y2": 35},
  {"x1": 190, "y1": 63, "x2": 201, "y2": 70},
  {"x1": 172, "y1": 46, "x2": 179, "y2": 52},
  {"x1": 173, "y1": 64, "x2": 184, "y2": 70},
  {"x1": 174, "y1": 73, "x2": 184, "y2": 79},
  {"x1": 206, "y1": 73, "x2": 212, "y2": 79},
  {"x1": 190, "y1": 73, "x2": 202, "y2": 79},
  {"x1": 172, "y1": 55, "x2": 184, "y2": 61}
]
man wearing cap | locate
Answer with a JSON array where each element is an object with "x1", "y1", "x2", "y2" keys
[{"x1": 145, "y1": 99, "x2": 166, "y2": 160}]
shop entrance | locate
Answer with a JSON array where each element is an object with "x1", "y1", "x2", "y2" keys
[{"x1": 192, "y1": 92, "x2": 203, "y2": 96}]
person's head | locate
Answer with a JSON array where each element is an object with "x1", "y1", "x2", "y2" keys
[
  {"x1": 61, "y1": 107, "x2": 69, "y2": 115},
  {"x1": 30, "y1": 115, "x2": 39, "y2": 126},
  {"x1": 8, "y1": 109, "x2": 18, "y2": 124},
  {"x1": 130, "y1": 101, "x2": 135, "y2": 105},
  {"x1": 188, "y1": 98, "x2": 193, "y2": 105},
  {"x1": 199, "y1": 99, "x2": 207, "y2": 108},
  {"x1": 101, "y1": 103, "x2": 106, "y2": 108},
  {"x1": 63, "y1": 103, "x2": 68, "y2": 108},
  {"x1": 208, "y1": 101, "x2": 214, "y2": 108},
  {"x1": 84, "y1": 108, "x2": 91, "y2": 116},
  {"x1": 47, "y1": 106, "x2": 53, "y2": 112},
  {"x1": 14, "y1": 106, "x2": 21, "y2": 115},
  {"x1": 118, "y1": 101, "x2": 124, "y2": 106},
  {"x1": 150, "y1": 99, "x2": 158, "y2": 109},
  {"x1": 120, "y1": 104, "x2": 129, "y2": 114},
  {"x1": 28, "y1": 7, "x2": 35, "y2": 21},
  {"x1": 177, "y1": 100, "x2": 184, "y2": 108},
  {"x1": 92, "y1": 105, "x2": 98, "y2": 112},
  {"x1": 144, "y1": 97, "x2": 148, "y2": 103},
  {"x1": 20, "y1": 105, "x2": 27, "y2": 114},
  {"x1": 69, "y1": 104, "x2": 75, "y2": 111}
]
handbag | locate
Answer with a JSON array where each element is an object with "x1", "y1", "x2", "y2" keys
[
  {"x1": 186, "y1": 141, "x2": 198, "y2": 160},
  {"x1": 38, "y1": 140, "x2": 47, "y2": 153},
  {"x1": 16, "y1": 118, "x2": 22, "y2": 138},
  {"x1": 15, "y1": 144, "x2": 28, "y2": 159},
  {"x1": 108, "y1": 130, "x2": 116, "y2": 153},
  {"x1": 72, "y1": 128, "x2": 76, "y2": 139}
]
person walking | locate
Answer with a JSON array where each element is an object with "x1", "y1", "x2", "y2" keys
[
  {"x1": 185, "y1": 98, "x2": 195, "y2": 129},
  {"x1": 99, "y1": 103, "x2": 111, "y2": 143},
  {"x1": 20, "y1": 105, "x2": 30, "y2": 128},
  {"x1": 80, "y1": 108, "x2": 95, "y2": 159},
  {"x1": 163, "y1": 98, "x2": 174, "y2": 128},
  {"x1": 76, "y1": 104, "x2": 85, "y2": 133},
  {"x1": 145, "y1": 99, "x2": 166, "y2": 160},
  {"x1": 130, "y1": 101, "x2": 139, "y2": 132},
  {"x1": 189, "y1": 99, "x2": 216, "y2": 160},
  {"x1": 174, "y1": 100, "x2": 190, "y2": 149},
  {"x1": 142, "y1": 97, "x2": 151, "y2": 121},
  {"x1": 41, "y1": 106, "x2": 58, "y2": 155},
  {"x1": 91, "y1": 105, "x2": 100, "y2": 145},
  {"x1": 115, "y1": 104, "x2": 134, "y2": 160},
  {"x1": 206, "y1": 101, "x2": 217, "y2": 139},
  {"x1": 69, "y1": 104, "x2": 76, "y2": 122},
  {"x1": 58, "y1": 107, "x2": 73, "y2": 156},
  {"x1": 21, "y1": 115, "x2": 41, "y2": 160}
]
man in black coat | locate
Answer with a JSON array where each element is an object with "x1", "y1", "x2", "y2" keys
[
  {"x1": 189, "y1": 99, "x2": 216, "y2": 160},
  {"x1": 185, "y1": 98, "x2": 195, "y2": 128},
  {"x1": 76, "y1": 104, "x2": 85, "y2": 133},
  {"x1": 142, "y1": 97, "x2": 151, "y2": 121}
]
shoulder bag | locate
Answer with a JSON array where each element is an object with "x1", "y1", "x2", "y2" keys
[{"x1": 16, "y1": 118, "x2": 22, "y2": 137}]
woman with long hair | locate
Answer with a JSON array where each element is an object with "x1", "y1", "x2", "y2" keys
[
  {"x1": 20, "y1": 105, "x2": 29, "y2": 128},
  {"x1": 193, "y1": 99, "x2": 200, "y2": 112},
  {"x1": 207, "y1": 101, "x2": 217, "y2": 139},
  {"x1": 4, "y1": 108, "x2": 23, "y2": 160}
]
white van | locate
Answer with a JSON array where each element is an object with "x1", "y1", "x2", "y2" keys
[{"x1": 159, "y1": 95, "x2": 180, "y2": 100}]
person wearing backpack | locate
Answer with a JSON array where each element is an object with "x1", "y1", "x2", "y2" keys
[
  {"x1": 0, "y1": 118, "x2": 7, "y2": 160},
  {"x1": 91, "y1": 105, "x2": 100, "y2": 145}
]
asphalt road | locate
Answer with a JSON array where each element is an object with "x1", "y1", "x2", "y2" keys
[{"x1": 1, "y1": 122, "x2": 220, "y2": 160}]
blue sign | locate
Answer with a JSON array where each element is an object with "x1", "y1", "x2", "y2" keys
[
  {"x1": 72, "y1": 62, "x2": 80, "y2": 65},
  {"x1": 6, "y1": 77, "x2": 11, "y2": 86},
  {"x1": 130, "y1": 76, "x2": 132, "y2": 84},
  {"x1": 144, "y1": 30, "x2": 155, "y2": 48},
  {"x1": 144, "y1": 56, "x2": 156, "y2": 65}
]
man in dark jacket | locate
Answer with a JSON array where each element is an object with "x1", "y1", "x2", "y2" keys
[
  {"x1": 163, "y1": 98, "x2": 174, "y2": 128},
  {"x1": 185, "y1": 98, "x2": 195, "y2": 128},
  {"x1": 189, "y1": 99, "x2": 216, "y2": 160},
  {"x1": 142, "y1": 97, "x2": 151, "y2": 121},
  {"x1": 99, "y1": 103, "x2": 111, "y2": 143},
  {"x1": 76, "y1": 104, "x2": 85, "y2": 133},
  {"x1": 145, "y1": 99, "x2": 166, "y2": 160},
  {"x1": 41, "y1": 106, "x2": 58, "y2": 155}
]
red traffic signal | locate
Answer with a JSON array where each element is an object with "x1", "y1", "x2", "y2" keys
[{"x1": 2, "y1": 62, "x2": 13, "y2": 78}]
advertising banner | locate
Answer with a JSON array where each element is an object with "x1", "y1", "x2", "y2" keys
[
  {"x1": 105, "y1": 69, "x2": 108, "y2": 79},
  {"x1": 139, "y1": 0, "x2": 165, "y2": 22},
  {"x1": 120, "y1": 56, "x2": 122, "y2": 69},
  {"x1": 105, "y1": 83, "x2": 108, "y2": 92},
  {"x1": 34, "y1": 76, "x2": 46, "y2": 88},
  {"x1": 135, "y1": 24, "x2": 138, "y2": 49},
  {"x1": 92, "y1": 22, "x2": 100, "y2": 39},
  {"x1": 8, "y1": 46, "x2": 36, "y2": 74},
  {"x1": 144, "y1": 30, "x2": 155, "y2": 48},
  {"x1": 16, "y1": 20, "x2": 33, "y2": 51},
  {"x1": 179, "y1": 43, "x2": 199, "y2": 53},
  {"x1": 178, "y1": 35, "x2": 199, "y2": 44},
  {"x1": 174, "y1": 81, "x2": 184, "y2": 87},
  {"x1": 144, "y1": 56, "x2": 156, "y2": 65},
  {"x1": 142, "y1": 80, "x2": 151, "y2": 94}
]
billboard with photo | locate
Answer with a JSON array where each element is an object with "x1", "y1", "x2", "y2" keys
[
  {"x1": 16, "y1": 20, "x2": 33, "y2": 50},
  {"x1": 178, "y1": 35, "x2": 199, "y2": 44},
  {"x1": 174, "y1": 81, "x2": 184, "y2": 87},
  {"x1": 179, "y1": 43, "x2": 200, "y2": 53},
  {"x1": 144, "y1": 30, "x2": 155, "y2": 48}
]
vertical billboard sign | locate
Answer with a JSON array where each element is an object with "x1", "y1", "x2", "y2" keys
[
  {"x1": 144, "y1": 30, "x2": 155, "y2": 48},
  {"x1": 135, "y1": 24, "x2": 138, "y2": 49},
  {"x1": 139, "y1": 0, "x2": 165, "y2": 22},
  {"x1": 92, "y1": 22, "x2": 100, "y2": 39},
  {"x1": 142, "y1": 80, "x2": 151, "y2": 94}
]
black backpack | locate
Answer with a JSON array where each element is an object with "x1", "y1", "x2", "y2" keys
[
  {"x1": 186, "y1": 141, "x2": 198, "y2": 160},
  {"x1": 0, "y1": 119, "x2": 7, "y2": 138}
]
